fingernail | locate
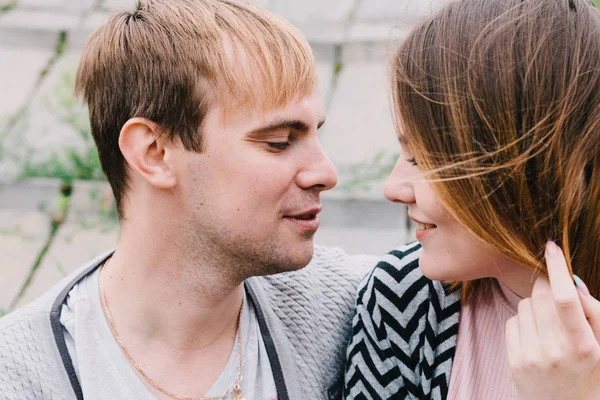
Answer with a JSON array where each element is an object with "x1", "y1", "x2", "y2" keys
[
  {"x1": 546, "y1": 240, "x2": 560, "y2": 256},
  {"x1": 573, "y1": 274, "x2": 590, "y2": 297}
]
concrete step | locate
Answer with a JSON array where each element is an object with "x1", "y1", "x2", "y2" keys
[
  {"x1": 0, "y1": 179, "x2": 61, "y2": 311},
  {"x1": 0, "y1": 1, "x2": 452, "y2": 62},
  {"x1": 0, "y1": 9, "x2": 80, "y2": 49},
  {"x1": 0, "y1": 50, "x2": 90, "y2": 182},
  {"x1": 0, "y1": 208, "x2": 51, "y2": 311},
  {"x1": 320, "y1": 62, "x2": 400, "y2": 191},
  {"x1": 0, "y1": 178, "x2": 61, "y2": 210},
  {"x1": 355, "y1": 0, "x2": 448, "y2": 24},
  {"x1": 0, "y1": 45, "x2": 53, "y2": 135},
  {"x1": 315, "y1": 226, "x2": 414, "y2": 256},
  {"x1": 17, "y1": 180, "x2": 119, "y2": 308},
  {"x1": 16, "y1": 0, "x2": 94, "y2": 12}
]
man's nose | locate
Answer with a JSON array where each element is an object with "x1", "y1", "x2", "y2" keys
[{"x1": 295, "y1": 139, "x2": 338, "y2": 192}]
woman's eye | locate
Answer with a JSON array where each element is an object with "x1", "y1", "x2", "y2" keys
[
  {"x1": 406, "y1": 157, "x2": 418, "y2": 166},
  {"x1": 267, "y1": 142, "x2": 290, "y2": 151}
]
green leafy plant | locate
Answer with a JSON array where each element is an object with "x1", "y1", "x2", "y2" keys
[
  {"x1": 86, "y1": 187, "x2": 119, "y2": 227},
  {"x1": 0, "y1": 1, "x2": 16, "y2": 13},
  {"x1": 20, "y1": 147, "x2": 104, "y2": 183},
  {"x1": 334, "y1": 61, "x2": 344, "y2": 76},
  {"x1": 338, "y1": 151, "x2": 399, "y2": 193},
  {"x1": 19, "y1": 68, "x2": 105, "y2": 184},
  {"x1": 0, "y1": 127, "x2": 4, "y2": 159},
  {"x1": 16, "y1": 66, "x2": 115, "y2": 228}
]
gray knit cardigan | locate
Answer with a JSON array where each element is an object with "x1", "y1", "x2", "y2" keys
[{"x1": 0, "y1": 246, "x2": 377, "y2": 400}]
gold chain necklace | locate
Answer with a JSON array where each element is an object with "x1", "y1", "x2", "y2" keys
[{"x1": 99, "y1": 262, "x2": 245, "y2": 400}]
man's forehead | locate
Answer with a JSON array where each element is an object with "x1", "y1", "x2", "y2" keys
[
  {"x1": 210, "y1": 32, "x2": 319, "y2": 124},
  {"x1": 215, "y1": 88, "x2": 323, "y2": 130}
]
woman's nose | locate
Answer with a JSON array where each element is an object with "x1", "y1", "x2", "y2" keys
[{"x1": 383, "y1": 159, "x2": 416, "y2": 205}]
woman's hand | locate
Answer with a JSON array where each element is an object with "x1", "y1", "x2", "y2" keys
[{"x1": 506, "y1": 241, "x2": 600, "y2": 400}]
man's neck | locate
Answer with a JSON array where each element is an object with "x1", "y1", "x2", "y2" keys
[
  {"x1": 103, "y1": 246, "x2": 244, "y2": 353},
  {"x1": 99, "y1": 227, "x2": 247, "y2": 398}
]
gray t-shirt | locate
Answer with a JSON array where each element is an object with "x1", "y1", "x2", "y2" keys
[{"x1": 60, "y1": 267, "x2": 278, "y2": 400}]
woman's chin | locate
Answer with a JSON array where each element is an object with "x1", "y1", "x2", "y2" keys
[{"x1": 418, "y1": 252, "x2": 458, "y2": 282}]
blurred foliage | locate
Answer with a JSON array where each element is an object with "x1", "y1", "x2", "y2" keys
[
  {"x1": 17, "y1": 66, "x2": 117, "y2": 225},
  {"x1": 0, "y1": 1, "x2": 16, "y2": 13},
  {"x1": 338, "y1": 151, "x2": 399, "y2": 193},
  {"x1": 84, "y1": 186, "x2": 119, "y2": 228},
  {"x1": 19, "y1": 68, "x2": 105, "y2": 184}
]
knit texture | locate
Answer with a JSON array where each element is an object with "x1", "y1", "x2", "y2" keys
[
  {"x1": 447, "y1": 281, "x2": 520, "y2": 399},
  {"x1": 253, "y1": 246, "x2": 378, "y2": 399},
  {"x1": 0, "y1": 252, "x2": 110, "y2": 400},
  {"x1": 0, "y1": 246, "x2": 377, "y2": 400},
  {"x1": 344, "y1": 242, "x2": 462, "y2": 400}
]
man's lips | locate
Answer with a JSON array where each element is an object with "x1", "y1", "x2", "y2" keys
[
  {"x1": 283, "y1": 207, "x2": 322, "y2": 232},
  {"x1": 284, "y1": 207, "x2": 322, "y2": 219}
]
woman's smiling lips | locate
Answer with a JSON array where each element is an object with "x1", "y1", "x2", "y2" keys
[{"x1": 410, "y1": 215, "x2": 437, "y2": 241}]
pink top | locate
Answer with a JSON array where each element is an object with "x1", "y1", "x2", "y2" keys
[{"x1": 447, "y1": 280, "x2": 522, "y2": 400}]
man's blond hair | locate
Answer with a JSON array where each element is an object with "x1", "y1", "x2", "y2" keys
[{"x1": 75, "y1": 0, "x2": 317, "y2": 217}]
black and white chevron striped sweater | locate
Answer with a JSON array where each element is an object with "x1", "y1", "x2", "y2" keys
[{"x1": 344, "y1": 242, "x2": 462, "y2": 400}]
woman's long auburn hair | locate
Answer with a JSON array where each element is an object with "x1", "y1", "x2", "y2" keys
[{"x1": 392, "y1": 0, "x2": 600, "y2": 299}]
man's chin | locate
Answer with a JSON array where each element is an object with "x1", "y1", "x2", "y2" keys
[{"x1": 260, "y1": 242, "x2": 315, "y2": 276}]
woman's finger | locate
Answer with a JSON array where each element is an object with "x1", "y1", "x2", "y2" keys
[
  {"x1": 506, "y1": 315, "x2": 521, "y2": 367},
  {"x1": 545, "y1": 241, "x2": 596, "y2": 346},
  {"x1": 517, "y1": 298, "x2": 540, "y2": 356},
  {"x1": 577, "y1": 281, "x2": 600, "y2": 344},
  {"x1": 531, "y1": 275, "x2": 563, "y2": 349}
]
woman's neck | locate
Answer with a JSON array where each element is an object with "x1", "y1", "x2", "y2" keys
[{"x1": 493, "y1": 264, "x2": 540, "y2": 299}]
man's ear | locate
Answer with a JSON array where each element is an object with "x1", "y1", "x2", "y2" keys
[{"x1": 118, "y1": 118, "x2": 178, "y2": 189}]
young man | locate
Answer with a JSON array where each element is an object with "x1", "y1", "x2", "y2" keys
[{"x1": 0, "y1": 1, "x2": 376, "y2": 399}]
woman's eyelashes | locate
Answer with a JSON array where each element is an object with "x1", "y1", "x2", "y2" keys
[{"x1": 407, "y1": 157, "x2": 418, "y2": 166}]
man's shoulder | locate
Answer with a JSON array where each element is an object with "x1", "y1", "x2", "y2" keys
[
  {"x1": 0, "y1": 295, "x2": 64, "y2": 399},
  {"x1": 252, "y1": 245, "x2": 378, "y2": 300},
  {"x1": 0, "y1": 250, "x2": 105, "y2": 341},
  {"x1": 0, "y1": 272, "x2": 70, "y2": 333},
  {"x1": 296, "y1": 245, "x2": 379, "y2": 282},
  {"x1": 1, "y1": 250, "x2": 110, "y2": 328},
  {"x1": 246, "y1": 246, "x2": 381, "y2": 396},
  {"x1": 0, "y1": 251, "x2": 110, "y2": 399},
  {"x1": 306, "y1": 244, "x2": 379, "y2": 283}
]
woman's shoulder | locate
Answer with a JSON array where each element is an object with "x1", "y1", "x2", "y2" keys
[
  {"x1": 358, "y1": 241, "x2": 425, "y2": 301},
  {"x1": 345, "y1": 242, "x2": 461, "y2": 399},
  {"x1": 357, "y1": 241, "x2": 459, "y2": 315}
]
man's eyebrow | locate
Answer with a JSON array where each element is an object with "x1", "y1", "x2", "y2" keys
[{"x1": 246, "y1": 118, "x2": 326, "y2": 138}]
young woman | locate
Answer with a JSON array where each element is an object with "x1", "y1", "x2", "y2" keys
[{"x1": 344, "y1": 0, "x2": 600, "y2": 399}]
